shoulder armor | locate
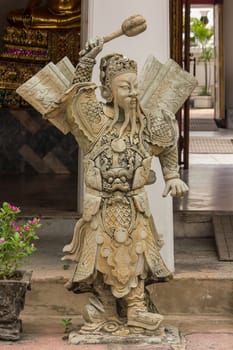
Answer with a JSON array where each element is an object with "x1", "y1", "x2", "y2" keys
[{"x1": 67, "y1": 83, "x2": 109, "y2": 153}]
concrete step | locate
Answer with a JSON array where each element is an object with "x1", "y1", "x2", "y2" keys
[
  {"x1": 213, "y1": 215, "x2": 233, "y2": 261},
  {"x1": 174, "y1": 211, "x2": 214, "y2": 238},
  {"x1": 174, "y1": 210, "x2": 233, "y2": 239},
  {"x1": 20, "y1": 216, "x2": 233, "y2": 321},
  {"x1": 22, "y1": 267, "x2": 233, "y2": 320}
]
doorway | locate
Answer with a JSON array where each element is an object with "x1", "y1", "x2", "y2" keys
[
  {"x1": 189, "y1": 4, "x2": 215, "y2": 132},
  {"x1": 170, "y1": 0, "x2": 225, "y2": 168}
]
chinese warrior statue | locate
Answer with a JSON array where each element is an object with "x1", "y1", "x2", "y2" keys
[
  {"x1": 61, "y1": 43, "x2": 190, "y2": 335},
  {"x1": 17, "y1": 15, "x2": 197, "y2": 338}
]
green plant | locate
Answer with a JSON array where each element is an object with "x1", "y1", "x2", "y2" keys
[
  {"x1": 0, "y1": 202, "x2": 40, "y2": 279},
  {"x1": 190, "y1": 17, "x2": 214, "y2": 96},
  {"x1": 61, "y1": 318, "x2": 73, "y2": 339},
  {"x1": 63, "y1": 264, "x2": 70, "y2": 270}
]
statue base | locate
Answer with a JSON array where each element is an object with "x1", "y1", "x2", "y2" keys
[{"x1": 68, "y1": 326, "x2": 181, "y2": 345}]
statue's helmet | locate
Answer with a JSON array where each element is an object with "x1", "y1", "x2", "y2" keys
[{"x1": 99, "y1": 53, "x2": 137, "y2": 102}]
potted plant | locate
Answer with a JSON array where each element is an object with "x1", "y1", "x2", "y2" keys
[
  {"x1": 0, "y1": 202, "x2": 40, "y2": 341},
  {"x1": 190, "y1": 16, "x2": 214, "y2": 108}
]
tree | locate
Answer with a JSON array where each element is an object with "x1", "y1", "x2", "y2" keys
[{"x1": 190, "y1": 17, "x2": 214, "y2": 96}]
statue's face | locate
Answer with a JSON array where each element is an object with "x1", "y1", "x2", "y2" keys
[{"x1": 111, "y1": 73, "x2": 138, "y2": 111}]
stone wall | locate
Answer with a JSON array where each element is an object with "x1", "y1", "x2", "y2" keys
[{"x1": 0, "y1": 108, "x2": 78, "y2": 174}]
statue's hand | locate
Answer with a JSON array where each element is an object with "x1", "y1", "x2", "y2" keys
[
  {"x1": 79, "y1": 37, "x2": 104, "y2": 59},
  {"x1": 162, "y1": 178, "x2": 189, "y2": 198}
]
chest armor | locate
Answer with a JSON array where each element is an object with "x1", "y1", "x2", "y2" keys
[{"x1": 84, "y1": 127, "x2": 152, "y2": 193}]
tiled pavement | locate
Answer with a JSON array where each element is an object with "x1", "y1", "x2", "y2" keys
[
  {"x1": 1, "y1": 316, "x2": 233, "y2": 350},
  {"x1": 185, "y1": 333, "x2": 233, "y2": 350},
  {"x1": 1, "y1": 331, "x2": 233, "y2": 349}
]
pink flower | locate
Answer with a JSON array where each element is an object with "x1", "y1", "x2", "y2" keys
[
  {"x1": 31, "y1": 243, "x2": 35, "y2": 247},
  {"x1": 10, "y1": 221, "x2": 16, "y2": 227},
  {"x1": 25, "y1": 226, "x2": 30, "y2": 231},
  {"x1": 0, "y1": 238, "x2": 6, "y2": 243},
  {"x1": 14, "y1": 226, "x2": 21, "y2": 231},
  {"x1": 8, "y1": 204, "x2": 20, "y2": 212},
  {"x1": 30, "y1": 218, "x2": 40, "y2": 225}
]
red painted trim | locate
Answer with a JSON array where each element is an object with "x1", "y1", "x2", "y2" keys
[
  {"x1": 183, "y1": 0, "x2": 223, "y2": 5},
  {"x1": 191, "y1": 0, "x2": 214, "y2": 4}
]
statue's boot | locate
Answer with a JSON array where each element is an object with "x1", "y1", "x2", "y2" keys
[
  {"x1": 82, "y1": 276, "x2": 120, "y2": 324},
  {"x1": 125, "y1": 279, "x2": 163, "y2": 331}
]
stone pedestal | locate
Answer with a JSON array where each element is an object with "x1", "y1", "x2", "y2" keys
[
  {"x1": 68, "y1": 326, "x2": 181, "y2": 346},
  {"x1": 0, "y1": 270, "x2": 32, "y2": 341}
]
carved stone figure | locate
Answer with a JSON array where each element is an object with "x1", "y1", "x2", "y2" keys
[
  {"x1": 7, "y1": 0, "x2": 81, "y2": 29},
  {"x1": 16, "y1": 16, "x2": 197, "y2": 338},
  {"x1": 59, "y1": 38, "x2": 191, "y2": 334}
]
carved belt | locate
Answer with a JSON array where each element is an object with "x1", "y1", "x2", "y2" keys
[{"x1": 86, "y1": 187, "x2": 145, "y2": 198}]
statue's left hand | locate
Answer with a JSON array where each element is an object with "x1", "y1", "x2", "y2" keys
[{"x1": 162, "y1": 178, "x2": 189, "y2": 197}]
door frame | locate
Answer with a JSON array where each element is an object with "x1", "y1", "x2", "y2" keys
[{"x1": 169, "y1": 0, "x2": 225, "y2": 168}]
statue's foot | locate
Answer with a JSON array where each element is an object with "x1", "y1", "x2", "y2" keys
[
  {"x1": 127, "y1": 309, "x2": 163, "y2": 331},
  {"x1": 83, "y1": 295, "x2": 120, "y2": 324},
  {"x1": 81, "y1": 298, "x2": 123, "y2": 334}
]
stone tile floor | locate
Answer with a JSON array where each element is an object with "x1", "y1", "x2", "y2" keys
[
  {"x1": 1, "y1": 318, "x2": 233, "y2": 350},
  {"x1": 174, "y1": 128, "x2": 233, "y2": 212}
]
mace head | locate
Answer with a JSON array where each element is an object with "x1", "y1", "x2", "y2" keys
[{"x1": 121, "y1": 15, "x2": 147, "y2": 37}]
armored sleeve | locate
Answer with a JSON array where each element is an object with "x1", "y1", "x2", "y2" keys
[
  {"x1": 146, "y1": 108, "x2": 180, "y2": 181},
  {"x1": 158, "y1": 144, "x2": 180, "y2": 181},
  {"x1": 73, "y1": 56, "x2": 96, "y2": 84}
]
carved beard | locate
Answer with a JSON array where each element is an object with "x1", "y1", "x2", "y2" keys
[{"x1": 110, "y1": 97, "x2": 145, "y2": 143}]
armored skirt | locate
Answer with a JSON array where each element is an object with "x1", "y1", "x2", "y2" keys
[{"x1": 63, "y1": 167, "x2": 171, "y2": 299}]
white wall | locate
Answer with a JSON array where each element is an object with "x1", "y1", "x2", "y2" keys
[
  {"x1": 87, "y1": 0, "x2": 169, "y2": 75},
  {"x1": 86, "y1": 0, "x2": 174, "y2": 271}
]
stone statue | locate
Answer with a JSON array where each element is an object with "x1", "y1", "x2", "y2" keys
[
  {"x1": 16, "y1": 15, "x2": 197, "y2": 339},
  {"x1": 7, "y1": 0, "x2": 81, "y2": 29},
  {"x1": 60, "y1": 39, "x2": 192, "y2": 335}
]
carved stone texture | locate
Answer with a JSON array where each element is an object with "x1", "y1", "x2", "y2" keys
[{"x1": 0, "y1": 270, "x2": 32, "y2": 341}]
